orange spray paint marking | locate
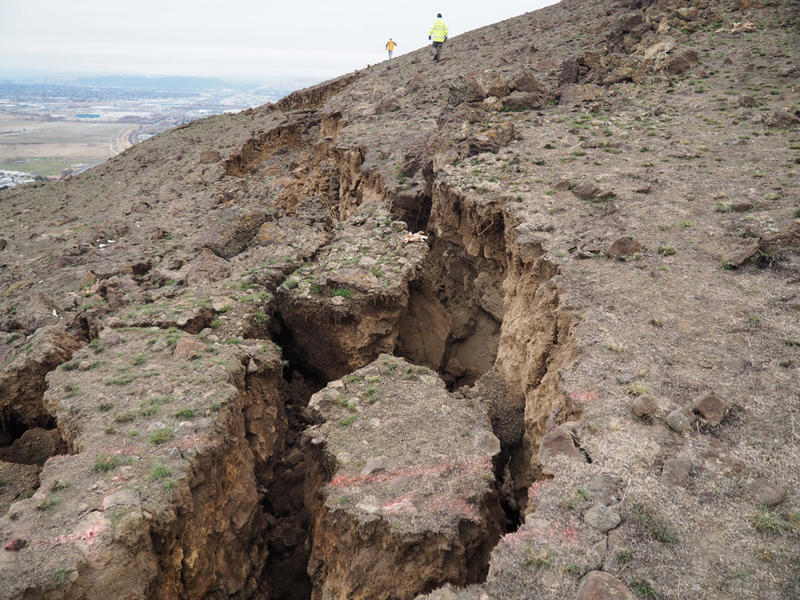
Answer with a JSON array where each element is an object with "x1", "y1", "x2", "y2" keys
[
  {"x1": 329, "y1": 457, "x2": 490, "y2": 488},
  {"x1": 48, "y1": 515, "x2": 106, "y2": 547},
  {"x1": 569, "y1": 390, "x2": 596, "y2": 403}
]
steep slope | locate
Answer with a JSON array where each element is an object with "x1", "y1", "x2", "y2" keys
[{"x1": 1, "y1": 0, "x2": 799, "y2": 599}]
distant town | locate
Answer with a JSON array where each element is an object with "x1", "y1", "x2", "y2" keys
[{"x1": 0, "y1": 75, "x2": 312, "y2": 188}]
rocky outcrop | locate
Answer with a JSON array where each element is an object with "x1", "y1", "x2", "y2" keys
[{"x1": 304, "y1": 355, "x2": 505, "y2": 600}]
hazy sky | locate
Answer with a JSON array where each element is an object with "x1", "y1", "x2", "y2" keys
[{"x1": 0, "y1": 1, "x2": 558, "y2": 82}]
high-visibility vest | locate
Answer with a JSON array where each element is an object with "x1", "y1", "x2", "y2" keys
[
  {"x1": 386, "y1": 40, "x2": 396, "y2": 51},
  {"x1": 429, "y1": 18, "x2": 448, "y2": 42}
]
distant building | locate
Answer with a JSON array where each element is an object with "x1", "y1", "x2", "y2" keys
[{"x1": 76, "y1": 113, "x2": 100, "y2": 119}]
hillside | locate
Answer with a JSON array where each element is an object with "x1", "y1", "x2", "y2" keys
[{"x1": 1, "y1": 1, "x2": 798, "y2": 599}]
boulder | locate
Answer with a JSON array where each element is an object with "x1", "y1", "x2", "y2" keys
[
  {"x1": 584, "y1": 504, "x2": 622, "y2": 532},
  {"x1": 631, "y1": 395, "x2": 658, "y2": 418},
  {"x1": 666, "y1": 408, "x2": 695, "y2": 433},
  {"x1": 606, "y1": 237, "x2": 642, "y2": 258},
  {"x1": 467, "y1": 122, "x2": 515, "y2": 155},
  {"x1": 665, "y1": 50, "x2": 700, "y2": 74},
  {"x1": 576, "y1": 571, "x2": 636, "y2": 600},
  {"x1": 748, "y1": 479, "x2": 786, "y2": 507},
  {"x1": 692, "y1": 391, "x2": 729, "y2": 425},
  {"x1": 511, "y1": 71, "x2": 548, "y2": 94},
  {"x1": 502, "y1": 91, "x2": 548, "y2": 112},
  {"x1": 539, "y1": 428, "x2": 584, "y2": 463},
  {"x1": 375, "y1": 97, "x2": 401, "y2": 114}
]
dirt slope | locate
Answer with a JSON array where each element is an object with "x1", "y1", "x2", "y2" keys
[{"x1": 1, "y1": 1, "x2": 798, "y2": 599}]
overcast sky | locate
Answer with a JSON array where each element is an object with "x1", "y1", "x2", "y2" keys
[{"x1": 0, "y1": 1, "x2": 559, "y2": 83}]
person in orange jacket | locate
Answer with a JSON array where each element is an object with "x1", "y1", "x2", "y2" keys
[{"x1": 385, "y1": 38, "x2": 397, "y2": 59}]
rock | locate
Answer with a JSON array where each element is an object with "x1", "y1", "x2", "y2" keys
[
  {"x1": 202, "y1": 207, "x2": 267, "y2": 259},
  {"x1": 472, "y1": 429, "x2": 502, "y2": 456},
  {"x1": 606, "y1": 237, "x2": 642, "y2": 258},
  {"x1": 0, "y1": 238, "x2": 7, "y2": 251},
  {"x1": 185, "y1": 249, "x2": 232, "y2": 286},
  {"x1": 482, "y1": 73, "x2": 510, "y2": 98},
  {"x1": 584, "y1": 504, "x2": 622, "y2": 532},
  {"x1": 665, "y1": 50, "x2": 700, "y2": 74},
  {"x1": 482, "y1": 96, "x2": 503, "y2": 112},
  {"x1": 199, "y1": 150, "x2": 221, "y2": 163},
  {"x1": 692, "y1": 391, "x2": 729, "y2": 425},
  {"x1": 360, "y1": 456, "x2": 391, "y2": 477},
  {"x1": 723, "y1": 239, "x2": 761, "y2": 268},
  {"x1": 676, "y1": 6, "x2": 698, "y2": 20},
  {"x1": 375, "y1": 97, "x2": 401, "y2": 114},
  {"x1": 173, "y1": 337, "x2": 207, "y2": 360},
  {"x1": 502, "y1": 91, "x2": 548, "y2": 112},
  {"x1": 766, "y1": 108, "x2": 800, "y2": 128},
  {"x1": 467, "y1": 122, "x2": 515, "y2": 154},
  {"x1": 4, "y1": 539, "x2": 27, "y2": 551},
  {"x1": 572, "y1": 181, "x2": 613, "y2": 201},
  {"x1": 631, "y1": 395, "x2": 658, "y2": 418},
  {"x1": 511, "y1": 71, "x2": 548, "y2": 94},
  {"x1": 644, "y1": 38, "x2": 676, "y2": 60},
  {"x1": 662, "y1": 458, "x2": 692, "y2": 486},
  {"x1": 559, "y1": 83, "x2": 607, "y2": 106},
  {"x1": 749, "y1": 479, "x2": 786, "y2": 507},
  {"x1": 539, "y1": 428, "x2": 584, "y2": 463},
  {"x1": 666, "y1": 408, "x2": 695, "y2": 433},
  {"x1": 576, "y1": 571, "x2": 636, "y2": 600},
  {"x1": 559, "y1": 58, "x2": 580, "y2": 85},
  {"x1": 447, "y1": 75, "x2": 487, "y2": 105},
  {"x1": 738, "y1": 95, "x2": 757, "y2": 107}
]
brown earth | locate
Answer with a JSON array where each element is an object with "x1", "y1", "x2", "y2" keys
[{"x1": 1, "y1": 0, "x2": 799, "y2": 599}]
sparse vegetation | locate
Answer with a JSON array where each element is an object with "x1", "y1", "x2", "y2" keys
[{"x1": 149, "y1": 428, "x2": 175, "y2": 445}]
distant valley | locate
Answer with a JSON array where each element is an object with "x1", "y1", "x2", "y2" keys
[{"x1": 0, "y1": 76, "x2": 306, "y2": 184}]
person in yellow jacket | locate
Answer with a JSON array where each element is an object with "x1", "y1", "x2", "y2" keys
[
  {"x1": 385, "y1": 38, "x2": 397, "y2": 59},
  {"x1": 428, "y1": 13, "x2": 448, "y2": 63}
]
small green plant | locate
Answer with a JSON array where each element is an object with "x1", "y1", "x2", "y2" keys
[
  {"x1": 649, "y1": 318, "x2": 663, "y2": 328},
  {"x1": 337, "y1": 415, "x2": 357, "y2": 427},
  {"x1": 149, "y1": 428, "x2": 175, "y2": 445},
  {"x1": 98, "y1": 402, "x2": 113, "y2": 412},
  {"x1": 149, "y1": 465, "x2": 172, "y2": 481},
  {"x1": 748, "y1": 510, "x2": 789, "y2": 534},
  {"x1": 330, "y1": 288, "x2": 352, "y2": 298},
  {"x1": 63, "y1": 382, "x2": 80, "y2": 397},
  {"x1": 524, "y1": 547, "x2": 551, "y2": 569},
  {"x1": 680, "y1": 220, "x2": 694, "y2": 228},
  {"x1": 627, "y1": 383, "x2": 650, "y2": 396},
  {"x1": 615, "y1": 548, "x2": 633, "y2": 565},
  {"x1": 88, "y1": 338, "x2": 105, "y2": 354},
  {"x1": 114, "y1": 411, "x2": 138, "y2": 423},
  {"x1": 132, "y1": 353, "x2": 147, "y2": 366},
  {"x1": 629, "y1": 578, "x2": 658, "y2": 599},
  {"x1": 61, "y1": 360, "x2": 80, "y2": 371},
  {"x1": 657, "y1": 246, "x2": 676, "y2": 256},
  {"x1": 53, "y1": 568, "x2": 70, "y2": 585},
  {"x1": 93, "y1": 455, "x2": 131, "y2": 473},
  {"x1": 632, "y1": 503, "x2": 678, "y2": 545},
  {"x1": 37, "y1": 497, "x2": 61, "y2": 511},
  {"x1": 49, "y1": 480, "x2": 69, "y2": 492},
  {"x1": 603, "y1": 343, "x2": 625, "y2": 353},
  {"x1": 173, "y1": 408, "x2": 196, "y2": 419},
  {"x1": 225, "y1": 337, "x2": 243, "y2": 345}
]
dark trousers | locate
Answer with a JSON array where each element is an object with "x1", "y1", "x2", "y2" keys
[{"x1": 432, "y1": 41, "x2": 443, "y2": 62}]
